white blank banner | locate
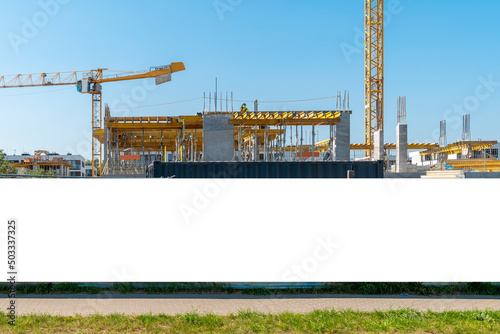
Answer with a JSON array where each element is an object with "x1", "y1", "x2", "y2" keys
[{"x1": 0, "y1": 179, "x2": 498, "y2": 282}]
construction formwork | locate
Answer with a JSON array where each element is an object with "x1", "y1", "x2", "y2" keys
[{"x1": 96, "y1": 93, "x2": 353, "y2": 176}]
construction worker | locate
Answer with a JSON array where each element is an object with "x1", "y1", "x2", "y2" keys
[{"x1": 239, "y1": 103, "x2": 249, "y2": 114}]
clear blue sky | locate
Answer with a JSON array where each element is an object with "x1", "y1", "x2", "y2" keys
[{"x1": 1, "y1": 0, "x2": 499, "y2": 159}]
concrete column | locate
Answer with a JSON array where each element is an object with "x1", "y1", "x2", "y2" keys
[
  {"x1": 202, "y1": 114, "x2": 235, "y2": 162},
  {"x1": 333, "y1": 112, "x2": 351, "y2": 161},
  {"x1": 312, "y1": 125, "x2": 315, "y2": 161},
  {"x1": 254, "y1": 129, "x2": 259, "y2": 161},
  {"x1": 396, "y1": 123, "x2": 408, "y2": 173},
  {"x1": 374, "y1": 130, "x2": 384, "y2": 161},
  {"x1": 264, "y1": 127, "x2": 268, "y2": 161}
]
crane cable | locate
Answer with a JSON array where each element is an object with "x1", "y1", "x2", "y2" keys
[
  {"x1": 234, "y1": 96, "x2": 338, "y2": 105},
  {"x1": 111, "y1": 95, "x2": 338, "y2": 110},
  {"x1": 111, "y1": 97, "x2": 204, "y2": 110},
  {"x1": 0, "y1": 87, "x2": 338, "y2": 108},
  {"x1": 0, "y1": 87, "x2": 73, "y2": 97}
]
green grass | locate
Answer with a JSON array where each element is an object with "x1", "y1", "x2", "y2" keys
[
  {"x1": 2, "y1": 282, "x2": 500, "y2": 296},
  {"x1": 1, "y1": 309, "x2": 500, "y2": 333}
]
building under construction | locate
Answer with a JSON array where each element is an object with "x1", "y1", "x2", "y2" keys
[
  {"x1": 10, "y1": 151, "x2": 73, "y2": 176},
  {"x1": 98, "y1": 92, "x2": 360, "y2": 176}
]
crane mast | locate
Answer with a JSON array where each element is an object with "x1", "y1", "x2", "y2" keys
[
  {"x1": 365, "y1": 0, "x2": 384, "y2": 157},
  {"x1": 91, "y1": 70, "x2": 104, "y2": 178}
]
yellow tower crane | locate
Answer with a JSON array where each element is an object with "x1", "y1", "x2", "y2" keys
[
  {"x1": 0, "y1": 62, "x2": 185, "y2": 176},
  {"x1": 365, "y1": 0, "x2": 384, "y2": 157}
]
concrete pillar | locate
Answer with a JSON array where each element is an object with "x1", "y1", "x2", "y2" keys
[
  {"x1": 396, "y1": 124, "x2": 408, "y2": 173},
  {"x1": 254, "y1": 129, "x2": 259, "y2": 161},
  {"x1": 333, "y1": 112, "x2": 351, "y2": 161},
  {"x1": 203, "y1": 114, "x2": 235, "y2": 162},
  {"x1": 312, "y1": 125, "x2": 315, "y2": 161},
  {"x1": 374, "y1": 130, "x2": 384, "y2": 161},
  {"x1": 264, "y1": 127, "x2": 268, "y2": 161}
]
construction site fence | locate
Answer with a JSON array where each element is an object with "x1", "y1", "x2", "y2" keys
[{"x1": 147, "y1": 161, "x2": 384, "y2": 179}]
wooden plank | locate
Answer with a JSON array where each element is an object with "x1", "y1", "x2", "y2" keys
[{"x1": 121, "y1": 155, "x2": 141, "y2": 161}]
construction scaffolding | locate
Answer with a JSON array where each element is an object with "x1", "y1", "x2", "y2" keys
[
  {"x1": 419, "y1": 141, "x2": 497, "y2": 157},
  {"x1": 97, "y1": 92, "x2": 353, "y2": 175}
]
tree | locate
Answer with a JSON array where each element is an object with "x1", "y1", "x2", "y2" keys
[
  {"x1": 85, "y1": 159, "x2": 100, "y2": 176},
  {"x1": 0, "y1": 149, "x2": 17, "y2": 174},
  {"x1": 29, "y1": 169, "x2": 56, "y2": 177},
  {"x1": 93, "y1": 159, "x2": 101, "y2": 177}
]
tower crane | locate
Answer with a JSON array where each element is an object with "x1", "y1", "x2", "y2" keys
[
  {"x1": 365, "y1": 0, "x2": 384, "y2": 157},
  {"x1": 0, "y1": 62, "x2": 186, "y2": 176}
]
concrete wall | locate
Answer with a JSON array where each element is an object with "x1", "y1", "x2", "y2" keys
[
  {"x1": 333, "y1": 113, "x2": 351, "y2": 161},
  {"x1": 203, "y1": 114, "x2": 235, "y2": 162},
  {"x1": 396, "y1": 124, "x2": 408, "y2": 172}
]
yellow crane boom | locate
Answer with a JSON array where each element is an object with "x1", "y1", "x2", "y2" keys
[
  {"x1": 0, "y1": 62, "x2": 186, "y2": 176},
  {"x1": 0, "y1": 63, "x2": 185, "y2": 88}
]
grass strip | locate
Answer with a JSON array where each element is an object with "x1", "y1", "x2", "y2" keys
[{"x1": 1, "y1": 309, "x2": 500, "y2": 333}]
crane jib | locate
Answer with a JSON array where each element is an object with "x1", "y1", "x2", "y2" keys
[{"x1": 0, "y1": 62, "x2": 185, "y2": 177}]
